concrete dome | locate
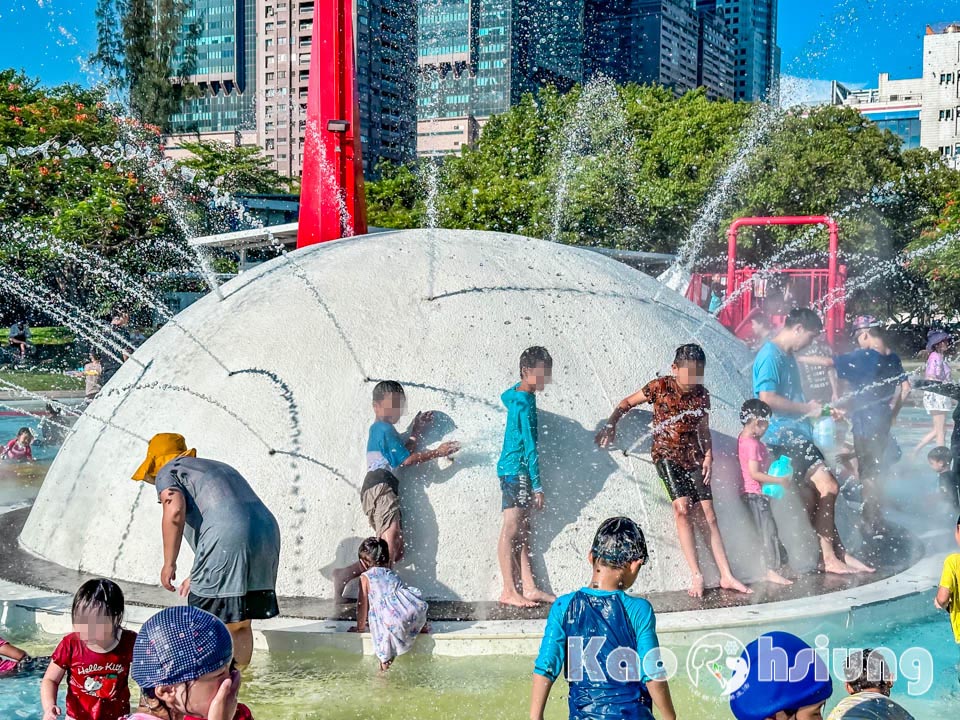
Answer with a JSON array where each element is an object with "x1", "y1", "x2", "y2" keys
[{"x1": 20, "y1": 229, "x2": 820, "y2": 602}]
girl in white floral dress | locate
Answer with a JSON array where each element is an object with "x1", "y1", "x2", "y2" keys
[{"x1": 355, "y1": 537, "x2": 428, "y2": 670}]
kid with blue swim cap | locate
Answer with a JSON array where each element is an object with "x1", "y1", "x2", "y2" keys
[
  {"x1": 126, "y1": 606, "x2": 251, "y2": 720},
  {"x1": 730, "y1": 631, "x2": 833, "y2": 720}
]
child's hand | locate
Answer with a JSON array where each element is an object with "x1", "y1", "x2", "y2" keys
[
  {"x1": 595, "y1": 425, "x2": 616, "y2": 448},
  {"x1": 702, "y1": 453, "x2": 713, "y2": 484},
  {"x1": 413, "y1": 411, "x2": 434, "y2": 432},
  {"x1": 207, "y1": 669, "x2": 241, "y2": 720},
  {"x1": 178, "y1": 576, "x2": 192, "y2": 598},
  {"x1": 42, "y1": 706, "x2": 61, "y2": 720},
  {"x1": 533, "y1": 491, "x2": 545, "y2": 510},
  {"x1": 437, "y1": 441, "x2": 460, "y2": 457}
]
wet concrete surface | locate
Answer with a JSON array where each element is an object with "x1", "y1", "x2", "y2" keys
[{"x1": 0, "y1": 506, "x2": 922, "y2": 622}]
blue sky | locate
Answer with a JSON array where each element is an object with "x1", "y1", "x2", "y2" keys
[{"x1": 0, "y1": 0, "x2": 957, "y2": 94}]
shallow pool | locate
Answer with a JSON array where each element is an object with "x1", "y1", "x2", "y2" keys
[
  {"x1": 1, "y1": 615, "x2": 957, "y2": 720},
  {"x1": 1, "y1": 407, "x2": 957, "y2": 718}
]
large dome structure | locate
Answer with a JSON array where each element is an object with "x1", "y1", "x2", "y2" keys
[{"x1": 20, "y1": 230, "x2": 821, "y2": 602}]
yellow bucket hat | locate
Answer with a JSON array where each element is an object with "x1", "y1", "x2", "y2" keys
[{"x1": 132, "y1": 433, "x2": 197, "y2": 483}]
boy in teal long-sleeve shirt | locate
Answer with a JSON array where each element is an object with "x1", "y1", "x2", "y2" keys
[{"x1": 497, "y1": 346, "x2": 556, "y2": 608}]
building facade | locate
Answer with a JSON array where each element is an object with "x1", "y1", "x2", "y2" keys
[
  {"x1": 169, "y1": 0, "x2": 258, "y2": 134},
  {"x1": 920, "y1": 23, "x2": 960, "y2": 167},
  {"x1": 256, "y1": 0, "x2": 416, "y2": 178},
  {"x1": 697, "y1": 1, "x2": 736, "y2": 100},
  {"x1": 712, "y1": 0, "x2": 780, "y2": 102},
  {"x1": 418, "y1": 0, "x2": 739, "y2": 156},
  {"x1": 832, "y1": 23, "x2": 960, "y2": 166},
  {"x1": 417, "y1": 0, "x2": 584, "y2": 157},
  {"x1": 831, "y1": 75, "x2": 922, "y2": 150}
]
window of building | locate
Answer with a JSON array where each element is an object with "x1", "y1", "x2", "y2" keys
[
  {"x1": 278, "y1": 37, "x2": 287, "y2": 45},
  {"x1": 265, "y1": 6, "x2": 274, "y2": 18},
  {"x1": 265, "y1": 38, "x2": 274, "y2": 49},
  {"x1": 278, "y1": 153, "x2": 287, "y2": 159},
  {"x1": 265, "y1": 56, "x2": 275, "y2": 67},
  {"x1": 265, "y1": 22, "x2": 274, "y2": 32},
  {"x1": 265, "y1": 72, "x2": 275, "y2": 82},
  {"x1": 266, "y1": 139, "x2": 275, "y2": 150}
]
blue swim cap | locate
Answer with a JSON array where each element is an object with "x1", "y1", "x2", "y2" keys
[
  {"x1": 131, "y1": 606, "x2": 234, "y2": 690},
  {"x1": 729, "y1": 632, "x2": 833, "y2": 720}
]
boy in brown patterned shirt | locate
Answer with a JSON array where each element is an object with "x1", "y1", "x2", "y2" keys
[{"x1": 596, "y1": 344, "x2": 751, "y2": 599}]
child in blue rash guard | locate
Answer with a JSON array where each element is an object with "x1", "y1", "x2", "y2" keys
[
  {"x1": 497, "y1": 346, "x2": 555, "y2": 608},
  {"x1": 530, "y1": 518, "x2": 676, "y2": 720}
]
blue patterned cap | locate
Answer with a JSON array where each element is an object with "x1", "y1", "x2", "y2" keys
[{"x1": 132, "y1": 606, "x2": 234, "y2": 689}]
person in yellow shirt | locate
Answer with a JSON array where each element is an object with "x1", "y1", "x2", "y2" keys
[{"x1": 936, "y1": 516, "x2": 960, "y2": 659}]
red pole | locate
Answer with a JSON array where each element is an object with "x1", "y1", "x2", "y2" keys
[
  {"x1": 826, "y1": 218, "x2": 839, "y2": 345},
  {"x1": 722, "y1": 222, "x2": 739, "y2": 327},
  {"x1": 297, "y1": 0, "x2": 367, "y2": 247}
]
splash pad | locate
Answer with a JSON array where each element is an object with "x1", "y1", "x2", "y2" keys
[{"x1": 18, "y1": 228, "x2": 838, "y2": 603}]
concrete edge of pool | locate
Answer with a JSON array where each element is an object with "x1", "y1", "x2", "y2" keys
[{"x1": 0, "y1": 505, "x2": 947, "y2": 658}]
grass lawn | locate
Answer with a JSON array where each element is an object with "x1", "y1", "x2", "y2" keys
[
  {"x1": 0, "y1": 370, "x2": 83, "y2": 393},
  {"x1": 0, "y1": 326, "x2": 75, "y2": 346}
]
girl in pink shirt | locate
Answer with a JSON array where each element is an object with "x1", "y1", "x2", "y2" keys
[
  {"x1": 738, "y1": 400, "x2": 792, "y2": 586},
  {"x1": 915, "y1": 331, "x2": 953, "y2": 454},
  {"x1": 1, "y1": 427, "x2": 33, "y2": 462}
]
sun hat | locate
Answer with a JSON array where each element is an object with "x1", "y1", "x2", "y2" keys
[
  {"x1": 926, "y1": 330, "x2": 951, "y2": 352},
  {"x1": 131, "y1": 606, "x2": 233, "y2": 690},
  {"x1": 132, "y1": 433, "x2": 196, "y2": 482},
  {"x1": 590, "y1": 516, "x2": 649, "y2": 567},
  {"x1": 850, "y1": 315, "x2": 881, "y2": 335},
  {"x1": 729, "y1": 632, "x2": 833, "y2": 720}
]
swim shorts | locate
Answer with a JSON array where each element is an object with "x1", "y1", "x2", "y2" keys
[
  {"x1": 361, "y1": 480, "x2": 402, "y2": 536},
  {"x1": 500, "y1": 475, "x2": 533, "y2": 511},
  {"x1": 654, "y1": 459, "x2": 712, "y2": 503}
]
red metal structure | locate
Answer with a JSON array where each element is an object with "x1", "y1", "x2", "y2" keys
[
  {"x1": 296, "y1": 0, "x2": 368, "y2": 247},
  {"x1": 687, "y1": 216, "x2": 846, "y2": 346}
]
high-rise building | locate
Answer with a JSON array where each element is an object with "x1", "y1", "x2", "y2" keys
[
  {"x1": 697, "y1": 1, "x2": 735, "y2": 100},
  {"x1": 417, "y1": 0, "x2": 585, "y2": 156},
  {"x1": 419, "y1": 0, "x2": 738, "y2": 155},
  {"x1": 169, "y1": 0, "x2": 258, "y2": 135},
  {"x1": 831, "y1": 23, "x2": 960, "y2": 168},
  {"x1": 920, "y1": 23, "x2": 960, "y2": 168},
  {"x1": 633, "y1": 0, "x2": 701, "y2": 94},
  {"x1": 257, "y1": 0, "x2": 416, "y2": 178},
  {"x1": 713, "y1": 0, "x2": 780, "y2": 101}
]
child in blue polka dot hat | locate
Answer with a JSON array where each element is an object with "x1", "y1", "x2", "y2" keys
[{"x1": 125, "y1": 606, "x2": 253, "y2": 720}]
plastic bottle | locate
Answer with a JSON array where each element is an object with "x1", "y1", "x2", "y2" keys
[{"x1": 762, "y1": 455, "x2": 792, "y2": 500}]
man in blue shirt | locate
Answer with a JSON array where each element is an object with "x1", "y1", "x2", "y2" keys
[{"x1": 753, "y1": 307, "x2": 873, "y2": 576}]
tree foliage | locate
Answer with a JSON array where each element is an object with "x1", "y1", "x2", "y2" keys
[
  {"x1": 91, "y1": 0, "x2": 200, "y2": 130},
  {"x1": 177, "y1": 140, "x2": 295, "y2": 195}
]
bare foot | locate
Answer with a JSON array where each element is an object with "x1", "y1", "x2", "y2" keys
[
  {"x1": 522, "y1": 588, "x2": 556, "y2": 604},
  {"x1": 823, "y1": 558, "x2": 854, "y2": 575},
  {"x1": 844, "y1": 555, "x2": 875, "y2": 573},
  {"x1": 688, "y1": 573, "x2": 705, "y2": 599},
  {"x1": 720, "y1": 575, "x2": 753, "y2": 594},
  {"x1": 765, "y1": 569, "x2": 793, "y2": 586},
  {"x1": 419, "y1": 623, "x2": 431, "y2": 634},
  {"x1": 378, "y1": 659, "x2": 392, "y2": 671},
  {"x1": 500, "y1": 590, "x2": 537, "y2": 608}
]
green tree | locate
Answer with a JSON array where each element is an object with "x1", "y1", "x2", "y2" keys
[
  {"x1": 365, "y1": 162, "x2": 424, "y2": 229},
  {"x1": 177, "y1": 140, "x2": 295, "y2": 195},
  {"x1": 907, "y1": 192, "x2": 960, "y2": 313},
  {"x1": 0, "y1": 70, "x2": 181, "y2": 313},
  {"x1": 91, "y1": 0, "x2": 201, "y2": 130}
]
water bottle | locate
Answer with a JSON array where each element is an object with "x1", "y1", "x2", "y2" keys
[
  {"x1": 762, "y1": 455, "x2": 792, "y2": 500},
  {"x1": 813, "y1": 413, "x2": 837, "y2": 450}
]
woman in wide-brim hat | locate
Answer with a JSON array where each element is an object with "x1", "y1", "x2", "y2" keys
[
  {"x1": 133, "y1": 433, "x2": 281, "y2": 669},
  {"x1": 914, "y1": 330, "x2": 954, "y2": 455}
]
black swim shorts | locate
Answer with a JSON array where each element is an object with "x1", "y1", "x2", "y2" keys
[
  {"x1": 188, "y1": 589, "x2": 280, "y2": 625},
  {"x1": 655, "y1": 459, "x2": 712, "y2": 503}
]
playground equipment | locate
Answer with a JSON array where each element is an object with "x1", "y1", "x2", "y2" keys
[
  {"x1": 297, "y1": 0, "x2": 368, "y2": 246},
  {"x1": 687, "y1": 216, "x2": 847, "y2": 346}
]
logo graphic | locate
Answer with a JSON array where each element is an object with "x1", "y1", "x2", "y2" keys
[{"x1": 686, "y1": 632, "x2": 749, "y2": 698}]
